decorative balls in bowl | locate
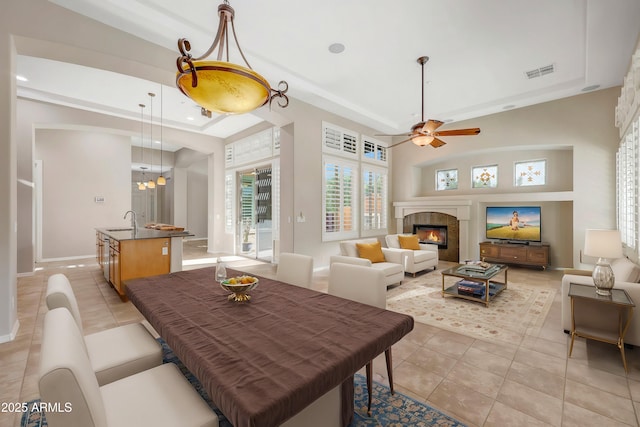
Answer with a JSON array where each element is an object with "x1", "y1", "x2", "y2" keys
[{"x1": 220, "y1": 276, "x2": 259, "y2": 302}]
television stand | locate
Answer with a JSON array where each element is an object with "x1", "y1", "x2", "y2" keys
[{"x1": 479, "y1": 241, "x2": 549, "y2": 269}]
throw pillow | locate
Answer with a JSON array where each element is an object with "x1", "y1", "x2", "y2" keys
[
  {"x1": 398, "y1": 235, "x2": 421, "y2": 250},
  {"x1": 356, "y1": 241, "x2": 386, "y2": 263},
  {"x1": 611, "y1": 257, "x2": 640, "y2": 283}
]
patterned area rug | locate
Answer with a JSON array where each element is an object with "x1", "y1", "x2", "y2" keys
[
  {"x1": 22, "y1": 339, "x2": 466, "y2": 427},
  {"x1": 387, "y1": 270, "x2": 556, "y2": 345}
]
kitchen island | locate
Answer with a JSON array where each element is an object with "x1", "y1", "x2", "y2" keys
[{"x1": 96, "y1": 227, "x2": 193, "y2": 300}]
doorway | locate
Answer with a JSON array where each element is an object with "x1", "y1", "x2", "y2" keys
[{"x1": 237, "y1": 166, "x2": 273, "y2": 262}]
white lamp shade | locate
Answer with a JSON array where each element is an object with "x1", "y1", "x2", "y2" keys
[{"x1": 584, "y1": 229, "x2": 623, "y2": 259}]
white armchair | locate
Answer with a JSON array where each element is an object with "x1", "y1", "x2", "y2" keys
[
  {"x1": 385, "y1": 234, "x2": 438, "y2": 277},
  {"x1": 330, "y1": 238, "x2": 406, "y2": 287}
]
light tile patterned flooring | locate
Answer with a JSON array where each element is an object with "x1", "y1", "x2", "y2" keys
[{"x1": 3, "y1": 241, "x2": 640, "y2": 426}]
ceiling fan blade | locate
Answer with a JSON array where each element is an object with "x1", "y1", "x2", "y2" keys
[
  {"x1": 388, "y1": 137, "x2": 413, "y2": 148},
  {"x1": 430, "y1": 138, "x2": 447, "y2": 148},
  {"x1": 435, "y1": 128, "x2": 481, "y2": 136},
  {"x1": 375, "y1": 132, "x2": 412, "y2": 137},
  {"x1": 422, "y1": 120, "x2": 444, "y2": 133}
]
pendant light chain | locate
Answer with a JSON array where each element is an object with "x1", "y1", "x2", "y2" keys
[
  {"x1": 157, "y1": 85, "x2": 166, "y2": 185},
  {"x1": 138, "y1": 104, "x2": 146, "y2": 191},
  {"x1": 147, "y1": 92, "x2": 156, "y2": 189}
]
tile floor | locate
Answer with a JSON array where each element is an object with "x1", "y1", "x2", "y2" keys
[{"x1": 2, "y1": 241, "x2": 640, "y2": 426}]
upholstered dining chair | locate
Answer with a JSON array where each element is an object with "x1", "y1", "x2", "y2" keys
[
  {"x1": 39, "y1": 308, "x2": 219, "y2": 427},
  {"x1": 276, "y1": 252, "x2": 314, "y2": 288},
  {"x1": 328, "y1": 262, "x2": 393, "y2": 416},
  {"x1": 45, "y1": 273, "x2": 162, "y2": 385}
]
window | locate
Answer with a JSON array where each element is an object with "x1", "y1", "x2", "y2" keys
[
  {"x1": 322, "y1": 158, "x2": 358, "y2": 241},
  {"x1": 617, "y1": 118, "x2": 639, "y2": 250},
  {"x1": 436, "y1": 169, "x2": 458, "y2": 191},
  {"x1": 472, "y1": 165, "x2": 498, "y2": 188},
  {"x1": 362, "y1": 166, "x2": 388, "y2": 233},
  {"x1": 361, "y1": 135, "x2": 388, "y2": 164},
  {"x1": 514, "y1": 159, "x2": 546, "y2": 186},
  {"x1": 321, "y1": 123, "x2": 388, "y2": 239},
  {"x1": 322, "y1": 122, "x2": 359, "y2": 159},
  {"x1": 224, "y1": 172, "x2": 234, "y2": 233}
]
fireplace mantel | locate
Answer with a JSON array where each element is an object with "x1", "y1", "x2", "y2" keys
[
  {"x1": 393, "y1": 200, "x2": 471, "y2": 220},
  {"x1": 393, "y1": 200, "x2": 472, "y2": 260}
]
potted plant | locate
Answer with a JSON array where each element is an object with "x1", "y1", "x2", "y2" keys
[{"x1": 242, "y1": 220, "x2": 253, "y2": 252}]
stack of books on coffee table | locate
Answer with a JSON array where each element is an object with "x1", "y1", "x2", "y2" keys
[{"x1": 455, "y1": 279, "x2": 498, "y2": 298}]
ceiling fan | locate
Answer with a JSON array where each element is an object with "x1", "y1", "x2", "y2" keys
[{"x1": 378, "y1": 56, "x2": 480, "y2": 148}]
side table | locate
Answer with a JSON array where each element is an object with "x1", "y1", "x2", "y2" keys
[{"x1": 568, "y1": 283, "x2": 635, "y2": 372}]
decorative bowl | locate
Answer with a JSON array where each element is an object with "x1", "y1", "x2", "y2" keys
[{"x1": 220, "y1": 276, "x2": 259, "y2": 302}]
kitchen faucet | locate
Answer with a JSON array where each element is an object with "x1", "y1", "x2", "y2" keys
[{"x1": 123, "y1": 210, "x2": 137, "y2": 235}]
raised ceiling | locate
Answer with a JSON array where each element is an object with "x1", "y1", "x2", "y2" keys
[{"x1": 17, "y1": 0, "x2": 640, "y2": 144}]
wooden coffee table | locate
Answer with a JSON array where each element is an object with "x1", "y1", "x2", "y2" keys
[{"x1": 441, "y1": 264, "x2": 508, "y2": 306}]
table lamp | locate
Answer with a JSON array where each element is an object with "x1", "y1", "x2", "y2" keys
[{"x1": 583, "y1": 229, "x2": 623, "y2": 296}]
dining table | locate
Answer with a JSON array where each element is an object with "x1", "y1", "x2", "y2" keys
[{"x1": 125, "y1": 266, "x2": 414, "y2": 427}]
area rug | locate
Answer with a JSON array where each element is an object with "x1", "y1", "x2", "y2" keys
[
  {"x1": 22, "y1": 339, "x2": 466, "y2": 427},
  {"x1": 387, "y1": 270, "x2": 556, "y2": 345}
]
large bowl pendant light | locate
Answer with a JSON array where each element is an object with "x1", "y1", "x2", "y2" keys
[{"x1": 176, "y1": 1, "x2": 289, "y2": 115}]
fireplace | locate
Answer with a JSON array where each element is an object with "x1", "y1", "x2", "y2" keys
[{"x1": 413, "y1": 224, "x2": 448, "y2": 249}]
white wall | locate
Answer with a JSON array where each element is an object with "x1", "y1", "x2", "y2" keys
[
  {"x1": 36, "y1": 129, "x2": 132, "y2": 259},
  {"x1": 187, "y1": 159, "x2": 208, "y2": 239}
]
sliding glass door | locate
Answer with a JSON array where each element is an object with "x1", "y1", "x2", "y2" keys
[{"x1": 237, "y1": 166, "x2": 273, "y2": 261}]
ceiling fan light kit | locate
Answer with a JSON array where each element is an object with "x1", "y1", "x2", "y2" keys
[
  {"x1": 175, "y1": 0, "x2": 289, "y2": 114},
  {"x1": 380, "y1": 56, "x2": 481, "y2": 149}
]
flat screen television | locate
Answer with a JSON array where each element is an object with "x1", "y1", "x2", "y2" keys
[{"x1": 485, "y1": 206, "x2": 541, "y2": 243}]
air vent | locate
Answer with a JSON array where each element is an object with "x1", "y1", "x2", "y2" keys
[{"x1": 525, "y1": 64, "x2": 555, "y2": 79}]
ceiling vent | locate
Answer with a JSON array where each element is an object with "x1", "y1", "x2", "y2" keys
[{"x1": 525, "y1": 64, "x2": 555, "y2": 79}]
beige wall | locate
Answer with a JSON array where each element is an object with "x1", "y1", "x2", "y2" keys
[
  {"x1": 17, "y1": 99, "x2": 223, "y2": 269},
  {"x1": 0, "y1": 27, "x2": 18, "y2": 341},
  {"x1": 391, "y1": 88, "x2": 620, "y2": 268},
  {"x1": 36, "y1": 129, "x2": 132, "y2": 259}
]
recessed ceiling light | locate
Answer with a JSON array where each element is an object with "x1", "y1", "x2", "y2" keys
[
  {"x1": 16, "y1": 75, "x2": 28, "y2": 82},
  {"x1": 581, "y1": 84, "x2": 600, "y2": 92},
  {"x1": 187, "y1": 117, "x2": 195, "y2": 121},
  {"x1": 328, "y1": 43, "x2": 345, "y2": 54},
  {"x1": 503, "y1": 104, "x2": 516, "y2": 110}
]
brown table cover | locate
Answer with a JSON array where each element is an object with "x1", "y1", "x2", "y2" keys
[{"x1": 126, "y1": 267, "x2": 414, "y2": 427}]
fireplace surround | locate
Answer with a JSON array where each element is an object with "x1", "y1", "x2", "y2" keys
[{"x1": 393, "y1": 200, "x2": 471, "y2": 262}]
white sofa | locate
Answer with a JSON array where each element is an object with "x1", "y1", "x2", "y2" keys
[
  {"x1": 330, "y1": 238, "x2": 407, "y2": 287},
  {"x1": 385, "y1": 234, "x2": 439, "y2": 276},
  {"x1": 561, "y1": 257, "x2": 640, "y2": 346}
]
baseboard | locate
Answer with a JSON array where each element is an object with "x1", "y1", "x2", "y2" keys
[
  {"x1": 17, "y1": 271, "x2": 35, "y2": 278},
  {"x1": 38, "y1": 254, "x2": 95, "y2": 263},
  {"x1": 0, "y1": 319, "x2": 20, "y2": 344}
]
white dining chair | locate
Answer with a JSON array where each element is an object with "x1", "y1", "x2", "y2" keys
[
  {"x1": 45, "y1": 273, "x2": 162, "y2": 385},
  {"x1": 328, "y1": 262, "x2": 394, "y2": 416},
  {"x1": 39, "y1": 308, "x2": 219, "y2": 427},
  {"x1": 276, "y1": 252, "x2": 314, "y2": 288}
]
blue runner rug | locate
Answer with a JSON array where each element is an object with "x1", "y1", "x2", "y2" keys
[{"x1": 22, "y1": 339, "x2": 466, "y2": 427}]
